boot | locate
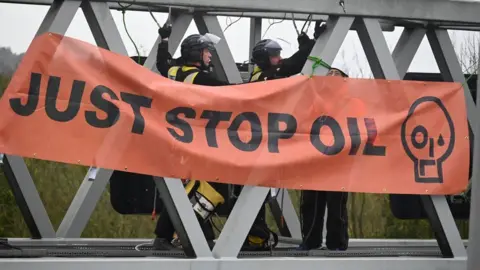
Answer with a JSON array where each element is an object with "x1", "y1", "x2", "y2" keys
[{"x1": 153, "y1": 238, "x2": 177, "y2": 250}]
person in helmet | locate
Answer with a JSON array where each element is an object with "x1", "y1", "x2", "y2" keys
[
  {"x1": 232, "y1": 21, "x2": 328, "y2": 251},
  {"x1": 153, "y1": 25, "x2": 275, "y2": 252},
  {"x1": 299, "y1": 67, "x2": 350, "y2": 251},
  {"x1": 152, "y1": 25, "x2": 232, "y2": 251},
  {"x1": 249, "y1": 21, "x2": 326, "y2": 82},
  {"x1": 155, "y1": 25, "x2": 230, "y2": 86}
]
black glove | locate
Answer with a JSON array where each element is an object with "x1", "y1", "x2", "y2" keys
[
  {"x1": 158, "y1": 24, "x2": 172, "y2": 39},
  {"x1": 314, "y1": 21, "x2": 327, "y2": 39},
  {"x1": 297, "y1": 32, "x2": 311, "y2": 47}
]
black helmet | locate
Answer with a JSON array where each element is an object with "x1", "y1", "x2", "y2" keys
[
  {"x1": 180, "y1": 33, "x2": 221, "y2": 64},
  {"x1": 251, "y1": 39, "x2": 282, "y2": 70}
]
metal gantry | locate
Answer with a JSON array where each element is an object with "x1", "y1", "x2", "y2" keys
[{"x1": 0, "y1": 0, "x2": 478, "y2": 269}]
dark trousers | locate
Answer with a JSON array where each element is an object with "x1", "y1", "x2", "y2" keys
[
  {"x1": 154, "y1": 204, "x2": 215, "y2": 241},
  {"x1": 301, "y1": 190, "x2": 349, "y2": 250}
]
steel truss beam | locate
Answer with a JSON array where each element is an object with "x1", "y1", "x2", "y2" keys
[
  {"x1": 0, "y1": 0, "x2": 478, "y2": 269},
  {"x1": 2, "y1": 0, "x2": 480, "y2": 25}
]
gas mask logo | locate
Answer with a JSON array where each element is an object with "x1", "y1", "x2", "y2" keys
[{"x1": 401, "y1": 96, "x2": 455, "y2": 183}]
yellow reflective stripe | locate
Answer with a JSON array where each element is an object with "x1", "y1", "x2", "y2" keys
[
  {"x1": 184, "y1": 72, "x2": 199, "y2": 84},
  {"x1": 250, "y1": 72, "x2": 262, "y2": 82},
  {"x1": 181, "y1": 66, "x2": 199, "y2": 72},
  {"x1": 168, "y1": 66, "x2": 179, "y2": 80},
  {"x1": 252, "y1": 65, "x2": 262, "y2": 74},
  {"x1": 168, "y1": 66, "x2": 199, "y2": 83},
  {"x1": 250, "y1": 65, "x2": 263, "y2": 82}
]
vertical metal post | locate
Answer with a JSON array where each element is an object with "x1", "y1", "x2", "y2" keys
[
  {"x1": 249, "y1": 17, "x2": 262, "y2": 74},
  {"x1": 466, "y1": 40, "x2": 480, "y2": 270}
]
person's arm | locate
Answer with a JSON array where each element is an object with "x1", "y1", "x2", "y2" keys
[
  {"x1": 156, "y1": 39, "x2": 173, "y2": 78},
  {"x1": 276, "y1": 21, "x2": 327, "y2": 78},
  {"x1": 156, "y1": 24, "x2": 184, "y2": 78},
  {"x1": 275, "y1": 35, "x2": 315, "y2": 77}
]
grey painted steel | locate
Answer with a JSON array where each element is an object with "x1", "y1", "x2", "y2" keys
[
  {"x1": 427, "y1": 28, "x2": 478, "y2": 130},
  {"x1": 56, "y1": 168, "x2": 112, "y2": 238},
  {"x1": 0, "y1": 245, "x2": 455, "y2": 258},
  {"x1": 71, "y1": 0, "x2": 480, "y2": 25},
  {"x1": 1, "y1": 0, "x2": 480, "y2": 27},
  {"x1": 5, "y1": 237, "x2": 469, "y2": 247},
  {"x1": 213, "y1": 186, "x2": 270, "y2": 258},
  {"x1": 248, "y1": 17, "x2": 261, "y2": 74},
  {"x1": 56, "y1": 0, "x2": 129, "y2": 238},
  {"x1": 355, "y1": 17, "x2": 467, "y2": 259},
  {"x1": 166, "y1": 13, "x2": 192, "y2": 55},
  {"x1": 209, "y1": 12, "x2": 395, "y2": 32},
  {"x1": 154, "y1": 177, "x2": 213, "y2": 258},
  {"x1": 268, "y1": 189, "x2": 302, "y2": 239},
  {"x1": 34, "y1": 0, "x2": 81, "y2": 37},
  {"x1": 143, "y1": 13, "x2": 192, "y2": 71},
  {"x1": 276, "y1": 236, "x2": 469, "y2": 247},
  {"x1": 1, "y1": 155, "x2": 55, "y2": 238},
  {"x1": 280, "y1": 192, "x2": 301, "y2": 240},
  {"x1": 423, "y1": 196, "x2": 468, "y2": 258},
  {"x1": 82, "y1": 1, "x2": 129, "y2": 55},
  {"x1": 302, "y1": 16, "x2": 354, "y2": 76},
  {"x1": 392, "y1": 27, "x2": 426, "y2": 79},
  {"x1": 467, "y1": 42, "x2": 480, "y2": 270},
  {"x1": 0, "y1": 257, "x2": 466, "y2": 270},
  {"x1": 356, "y1": 18, "x2": 401, "y2": 80},
  {"x1": 194, "y1": 15, "x2": 243, "y2": 84},
  {"x1": 1, "y1": 0, "x2": 476, "y2": 31}
]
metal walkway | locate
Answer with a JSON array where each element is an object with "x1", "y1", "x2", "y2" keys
[
  {"x1": 1, "y1": 238, "x2": 465, "y2": 258},
  {"x1": 0, "y1": 244, "x2": 446, "y2": 259}
]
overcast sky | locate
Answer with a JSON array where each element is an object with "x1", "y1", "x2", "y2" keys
[{"x1": 0, "y1": 3, "x2": 476, "y2": 78}]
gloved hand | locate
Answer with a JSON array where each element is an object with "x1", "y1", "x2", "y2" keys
[
  {"x1": 158, "y1": 24, "x2": 172, "y2": 39},
  {"x1": 314, "y1": 21, "x2": 327, "y2": 39},
  {"x1": 297, "y1": 32, "x2": 311, "y2": 47}
]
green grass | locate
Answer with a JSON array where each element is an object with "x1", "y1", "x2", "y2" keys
[{"x1": 0, "y1": 75, "x2": 470, "y2": 239}]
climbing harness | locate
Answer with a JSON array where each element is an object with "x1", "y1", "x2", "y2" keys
[{"x1": 306, "y1": 56, "x2": 332, "y2": 77}]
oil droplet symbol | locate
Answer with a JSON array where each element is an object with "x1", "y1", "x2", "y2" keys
[{"x1": 438, "y1": 134, "x2": 445, "y2": 146}]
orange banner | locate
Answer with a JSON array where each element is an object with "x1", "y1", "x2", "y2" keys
[{"x1": 0, "y1": 33, "x2": 470, "y2": 195}]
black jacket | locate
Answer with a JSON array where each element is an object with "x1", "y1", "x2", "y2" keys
[
  {"x1": 156, "y1": 40, "x2": 231, "y2": 86},
  {"x1": 250, "y1": 39, "x2": 316, "y2": 82}
]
